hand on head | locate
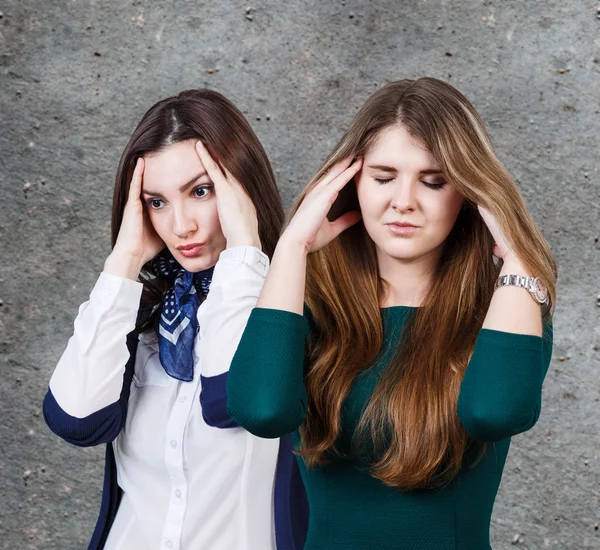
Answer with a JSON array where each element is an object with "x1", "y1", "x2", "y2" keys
[
  {"x1": 283, "y1": 157, "x2": 363, "y2": 254},
  {"x1": 195, "y1": 141, "x2": 261, "y2": 250},
  {"x1": 477, "y1": 204, "x2": 518, "y2": 263},
  {"x1": 105, "y1": 158, "x2": 165, "y2": 280}
]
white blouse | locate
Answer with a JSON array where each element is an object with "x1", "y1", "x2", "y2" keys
[{"x1": 49, "y1": 246, "x2": 279, "y2": 550}]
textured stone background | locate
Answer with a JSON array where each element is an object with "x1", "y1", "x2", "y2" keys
[{"x1": 1, "y1": 1, "x2": 599, "y2": 548}]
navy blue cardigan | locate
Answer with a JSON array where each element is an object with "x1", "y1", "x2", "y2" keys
[{"x1": 43, "y1": 331, "x2": 308, "y2": 550}]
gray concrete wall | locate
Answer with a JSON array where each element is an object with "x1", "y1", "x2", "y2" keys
[{"x1": 0, "y1": 1, "x2": 598, "y2": 548}]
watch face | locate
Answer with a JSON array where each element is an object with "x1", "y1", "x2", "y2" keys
[{"x1": 533, "y1": 278, "x2": 548, "y2": 303}]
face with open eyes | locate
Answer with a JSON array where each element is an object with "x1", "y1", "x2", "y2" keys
[
  {"x1": 142, "y1": 139, "x2": 226, "y2": 272},
  {"x1": 355, "y1": 124, "x2": 464, "y2": 267}
]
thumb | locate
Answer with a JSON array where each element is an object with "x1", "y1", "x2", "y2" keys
[{"x1": 329, "y1": 210, "x2": 362, "y2": 239}]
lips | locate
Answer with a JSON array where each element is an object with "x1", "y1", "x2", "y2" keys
[
  {"x1": 386, "y1": 222, "x2": 419, "y2": 236},
  {"x1": 176, "y1": 243, "x2": 205, "y2": 257}
]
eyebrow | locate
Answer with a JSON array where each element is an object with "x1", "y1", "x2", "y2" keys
[
  {"x1": 367, "y1": 164, "x2": 445, "y2": 175},
  {"x1": 367, "y1": 164, "x2": 397, "y2": 173},
  {"x1": 420, "y1": 169, "x2": 445, "y2": 175},
  {"x1": 142, "y1": 171, "x2": 208, "y2": 197}
]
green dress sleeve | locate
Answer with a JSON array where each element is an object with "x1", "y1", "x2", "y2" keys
[
  {"x1": 226, "y1": 307, "x2": 310, "y2": 438},
  {"x1": 457, "y1": 321, "x2": 553, "y2": 442}
]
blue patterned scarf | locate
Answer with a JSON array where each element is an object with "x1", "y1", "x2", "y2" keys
[{"x1": 152, "y1": 251, "x2": 214, "y2": 381}]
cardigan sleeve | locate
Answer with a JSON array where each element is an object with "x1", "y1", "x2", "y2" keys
[
  {"x1": 197, "y1": 246, "x2": 270, "y2": 429},
  {"x1": 43, "y1": 332, "x2": 138, "y2": 446},
  {"x1": 42, "y1": 272, "x2": 142, "y2": 445},
  {"x1": 457, "y1": 320, "x2": 553, "y2": 442},
  {"x1": 227, "y1": 307, "x2": 310, "y2": 439}
]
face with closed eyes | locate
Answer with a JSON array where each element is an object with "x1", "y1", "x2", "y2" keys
[
  {"x1": 355, "y1": 124, "x2": 464, "y2": 267},
  {"x1": 142, "y1": 139, "x2": 226, "y2": 272}
]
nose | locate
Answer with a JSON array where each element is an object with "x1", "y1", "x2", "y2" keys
[
  {"x1": 171, "y1": 204, "x2": 198, "y2": 239},
  {"x1": 390, "y1": 179, "x2": 418, "y2": 213}
]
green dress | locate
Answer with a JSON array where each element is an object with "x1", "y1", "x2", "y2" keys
[{"x1": 227, "y1": 306, "x2": 553, "y2": 549}]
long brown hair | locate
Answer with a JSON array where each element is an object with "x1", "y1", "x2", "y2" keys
[
  {"x1": 111, "y1": 89, "x2": 284, "y2": 331},
  {"x1": 294, "y1": 78, "x2": 557, "y2": 490}
]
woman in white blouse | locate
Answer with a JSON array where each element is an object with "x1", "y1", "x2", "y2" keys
[{"x1": 43, "y1": 89, "x2": 308, "y2": 550}]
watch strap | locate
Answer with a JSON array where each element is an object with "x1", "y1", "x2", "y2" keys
[
  {"x1": 495, "y1": 274, "x2": 547, "y2": 305},
  {"x1": 495, "y1": 274, "x2": 534, "y2": 290}
]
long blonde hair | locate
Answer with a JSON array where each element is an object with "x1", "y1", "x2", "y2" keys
[{"x1": 293, "y1": 78, "x2": 557, "y2": 490}]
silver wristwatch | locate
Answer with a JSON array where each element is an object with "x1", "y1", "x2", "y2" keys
[{"x1": 495, "y1": 274, "x2": 549, "y2": 305}]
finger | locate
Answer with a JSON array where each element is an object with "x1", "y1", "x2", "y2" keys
[
  {"x1": 196, "y1": 141, "x2": 253, "y2": 210},
  {"x1": 329, "y1": 210, "x2": 362, "y2": 238},
  {"x1": 195, "y1": 141, "x2": 227, "y2": 188},
  {"x1": 477, "y1": 205, "x2": 497, "y2": 231},
  {"x1": 128, "y1": 158, "x2": 145, "y2": 202},
  {"x1": 319, "y1": 157, "x2": 354, "y2": 186},
  {"x1": 477, "y1": 204, "x2": 492, "y2": 221},
  {"x1": 217, "y1": 162, "x2": 249, "y2": 197},
  {"x1": 328, "y1": 158, "x2": 363, "y2": 193},
  {"x1": 479, "y1": 205, "x2": 504, "y2": 240},
  {"x1": 478, "y1": 205, "x2": 512, "y2": 256}
]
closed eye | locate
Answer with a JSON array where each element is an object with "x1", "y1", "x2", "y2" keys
[
  {"x1": 374, "y1": 177, "x2": 393, "y2": 185},
  {"x1": 421, "y1": 181, "x2": 446, "y2": 190}
]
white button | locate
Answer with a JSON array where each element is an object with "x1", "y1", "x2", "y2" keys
[
  {"x1": 165, "y1": 541, "x2": 173, "y2": 549},
  {"x1": 170, "y1": 440, "x2": 177, "y2": 448},
  {"x1": 175, "y1": 489, "x2": 181, "y2": 498},
  {"x1": 179, "y1": 396, "x2": 186, "y2": 403},
  {"x1": 255, "y1": 250, "x2": 266, "y2": 265}
]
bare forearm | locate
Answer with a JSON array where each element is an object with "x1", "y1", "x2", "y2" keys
[
  {"x1": 481, "y1": 258, "x2": 543, "y2": 336},
  {"x1": 256, "y1": 236, "x2": 307, "y2": 315},
  {"x1": 104, "y1": 251, "x2": 144, "y2": 281}
]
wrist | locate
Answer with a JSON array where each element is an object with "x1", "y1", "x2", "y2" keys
[
  {"x1": 499, "y1": 256, "x2": 530, "y2": 277},
  {"x1": 104, "y1": 250, "x2": 144, "y2": 281},
  {"x1": 279, "y1": 231, "x2": 310, "y2": 256},
  {"x1": 226, "y1": 234, "x2": 262, "y2": 250}
]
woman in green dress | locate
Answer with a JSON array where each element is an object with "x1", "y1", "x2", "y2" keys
[{"x1": 227, "y1": 77, "x2": 556, "y2": 549}]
